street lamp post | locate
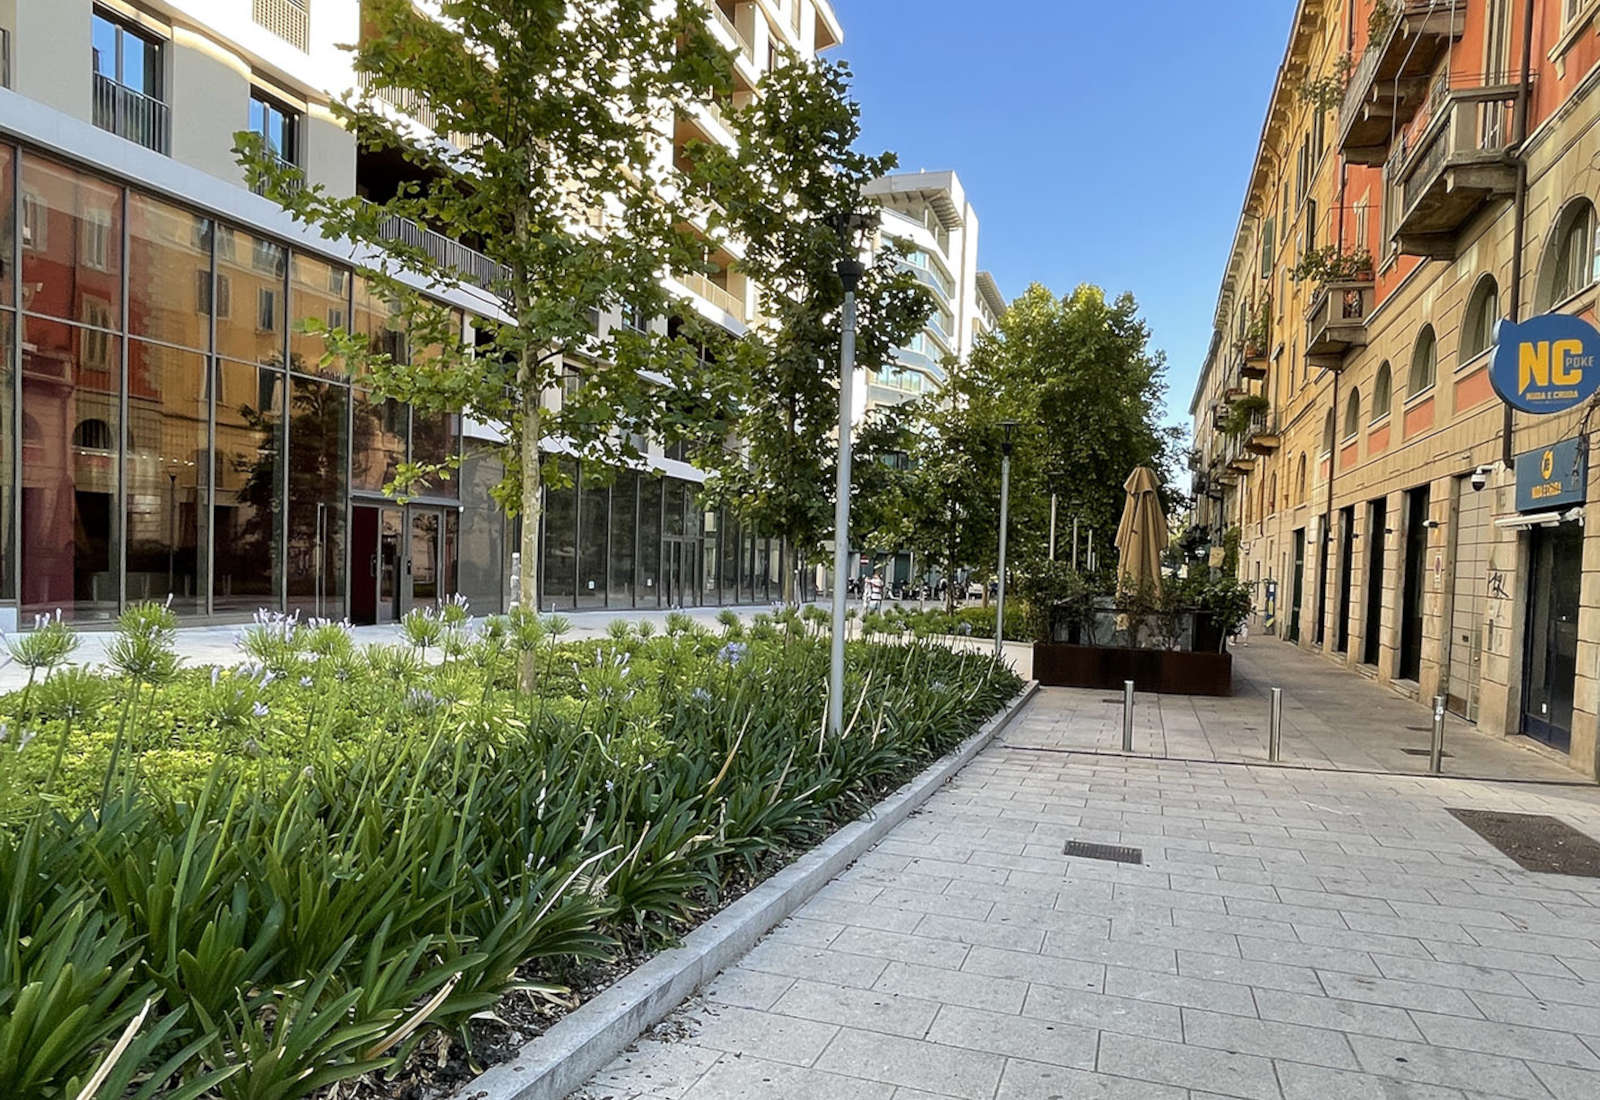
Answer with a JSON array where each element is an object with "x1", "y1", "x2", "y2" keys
[
  {"x1": 994, "y1": 420, "x2": 1018, "y2": 660},
  {"x1": 828, "y1": 256, "x2": 866, "y2": 736}
]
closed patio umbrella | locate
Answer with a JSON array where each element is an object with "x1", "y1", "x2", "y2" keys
[{"x1": 1115, "y1": 466, "x2": 1168, "y2": 594}]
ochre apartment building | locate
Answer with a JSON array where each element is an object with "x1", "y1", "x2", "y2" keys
[{"x1": 1191, "y1": 0, "x2": 1600, "y2": 775}]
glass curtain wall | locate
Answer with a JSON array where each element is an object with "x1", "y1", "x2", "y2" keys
[
  {"x1": 609, "y1": 470, "x2": 636, "y2": 607},
  {"x1": 457, "y1": 440, "x2": 505, "y2": 614},
  {"x1": 542, "y1": 460, "x2": 576, "y2": 609},
  {"x1": 577, "y1": 473, "x2": 608, "y2": 608}
]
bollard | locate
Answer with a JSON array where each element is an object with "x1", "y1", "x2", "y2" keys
[
  {"x1": 1268, "y1": 687, "x2": 1283, "y2": 763},
  {"x1": 1430, "y1": 695, "x2": 1446, "y2": 775},
  {"x1": 1122, "y1": 680, "x2": 1135, "y2": 753}
]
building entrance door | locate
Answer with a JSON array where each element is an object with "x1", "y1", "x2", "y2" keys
[
  {"x1": 1336, "y1": 506, "x2": 1354, "y2": 653},
  {"x1": 1399, "y1": 487, "x2": 1430, "y2": 681},
  {"x1": 663, "y1": 538, "x2": 699, "y2": 609},
  {"x1": 1288, "y1": 529, "x2": 1305, "y2": 643},
  {"x1": 350, "y1": 503, "x2": 402, "y2": 625},
  {"x1": 1363, "y1": 498, "x2": 1387, "y2": 666},
  {"x1": 1521, "y1": 523, "x2": 1582, "y2": 751}
]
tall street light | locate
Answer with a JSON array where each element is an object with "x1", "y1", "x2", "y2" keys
[
  {"x1": 829, "y1": 255, "x2": 864, "y2": 735},
  {"x1": 994, "y1": 420, "x2": 1019, "y2": 660}
]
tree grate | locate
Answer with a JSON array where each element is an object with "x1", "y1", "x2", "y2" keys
[
  {"x1": 1063, "y1": 840, "x2": 1143, "y2": 865},
  {"x1": 1447, "y1": 809, "x2": 1600, "y2": 877}
]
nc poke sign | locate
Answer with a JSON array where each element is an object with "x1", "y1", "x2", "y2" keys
[{"x1": 1491, "y1": 313, "x2": 1600, "y2": 415}]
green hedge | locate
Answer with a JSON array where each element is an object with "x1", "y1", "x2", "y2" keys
[{"x1": 0, "y1": 604, "x2": 1019, "y2": 1098}]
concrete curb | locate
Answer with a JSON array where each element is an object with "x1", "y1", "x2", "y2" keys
[{"x1": 456, "y1": 680, "x2": 1040, "y2": 1100}]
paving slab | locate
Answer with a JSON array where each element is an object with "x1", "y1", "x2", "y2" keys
[{"x1": 579, "y1": 687, "x2": 1600, "y2": 1100}]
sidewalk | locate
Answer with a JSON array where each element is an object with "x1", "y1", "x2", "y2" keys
[
  {"x1": 580, "y1": 690, "x2": 1600, "y2": 1100},
  {"x1": 997, "y1": 636, "x2": 1584, "y2": 784}
]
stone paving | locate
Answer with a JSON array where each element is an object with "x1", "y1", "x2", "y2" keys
[
  {"x1": 579, "y1": 689, "x2": 1600, "y2": 1100},
  {"x1": 999, "y1": 637, "x2": 1583, "y2": 784}
]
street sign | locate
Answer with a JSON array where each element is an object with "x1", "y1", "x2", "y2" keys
[
  {"x1": 1491, "y1": 313, "x2": 1600, "y2": 415},
  {"x1": 1515, "y1": 438, "x2": 1587, "y2": 513}
]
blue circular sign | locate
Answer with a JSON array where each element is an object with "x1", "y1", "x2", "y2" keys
[{"x1": 1490, "y1": 313, "x2": 1600, "y2": 415}]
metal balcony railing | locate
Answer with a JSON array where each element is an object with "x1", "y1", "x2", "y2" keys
[
  {"x1": 708, "y1": 2, "x2": 754, "y2": 62},
  {"x1": 2, "y1": 28, "x2": 10, "y2": 90},
  {"x1": 1339, "y1": 1, "x2": 1467, "y2": 165},
  {"x1": 362, "y1": 201, "x2": 506, "y2": 291},
  {"x1": 356, "y1": 72, "x2": 475, "y2": 148},
  {"x1": 93, "y1": 73, "x2": 170, "y2": 154},
  {"x1": 252, "y1": 0, "x2": 309, "y2": 53},
  {"x1": 250, "y1": 151, "x2": 305, "y2": 198}
]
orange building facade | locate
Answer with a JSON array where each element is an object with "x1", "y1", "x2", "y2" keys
[{"x1": 1190, "y1": 0, "x2": 1600, "y2": 776}]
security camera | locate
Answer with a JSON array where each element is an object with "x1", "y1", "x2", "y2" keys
[{"x1": 1470, "y1": 465, "x2": 1493, "y2": 492}]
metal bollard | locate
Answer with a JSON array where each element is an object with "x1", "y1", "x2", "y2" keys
[
  {"x1": 1268, "y1": 687, "x2": 1283, "y2": 763},
  {"x1": 1122, "y1": 680, "x2": 1135, "y2": 753},
  {"x1": 1429, "y1": 695, "x2": 1446, "y2": 775}
]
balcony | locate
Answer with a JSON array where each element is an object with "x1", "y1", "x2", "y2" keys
[
  {"x1": 1389, "y1": 86, "x2": 1519, "y2": 259},
  {"x1": 678, "y1": 271, "x2": 746, "y2": 321},
  {"x1": 1339, "y1": 1, "x2": 1467, "y2": 166},
  {"x1": 356, "y1": 72, "x2": 474, "y2": 148},
  {"x1": 93, "y1": 73, "x2": 170, "y2": 155},
  {"x1": 1245, "y1": 411, "x2": 1281, "y2": 455},
  {"x1": 707, "y1": 2, "x2": 755, "y2": 64},
  {"x1": 1240, "y1": 342, "x2": 1269, "y2": 380},
  {"x1": 252, "y1": 0, "x2": 309, "y2": 53},
  {"x1": 1305, "y1": 278, "x2": 1374, "y2": 369},
  {"x1": 365, "y1": 202, "x2": 506, "y2": 292},
  {"x1": 250, "y1": 152, "x2": 305, "y2": 198}
]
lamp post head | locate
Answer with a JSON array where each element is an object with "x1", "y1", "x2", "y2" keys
[
  {"x1": 999, "y1": 419, "x2": 1020, "y2": 457},
  {"x1": 837, "y1": 259, "x2": 865, "y2": 293}
]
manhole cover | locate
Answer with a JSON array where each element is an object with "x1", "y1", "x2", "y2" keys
[
  {"x1": 1063, "y1": 840, "x2": 1143, "y2": 865},
  {"x1": 1447, "y1": 809, "x2": 1600, "y2": 876},
  {"x1": 1400, "y1": 748, "x2": 1452, "y2": 758}
]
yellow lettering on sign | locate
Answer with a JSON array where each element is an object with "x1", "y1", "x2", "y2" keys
[
  {"x1": 1520, "y1": 342, "x2": 1550, "y2": 391},
  {"x1": 1553, "y1": 339, "x2": 1586, "y2": 386}
]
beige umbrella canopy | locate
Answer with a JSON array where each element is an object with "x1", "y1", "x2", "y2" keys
[{"x1": 1115, "y1": 466, "x2": 1168, "y2": 594}]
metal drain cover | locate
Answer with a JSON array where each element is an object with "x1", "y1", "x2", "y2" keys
[
  {"x1": 1400, "y1": 748, "x2": 1452, "y2": 758},
  {"x1": 1064, "y1": 840, "x2": 1143, "y2": 864}
]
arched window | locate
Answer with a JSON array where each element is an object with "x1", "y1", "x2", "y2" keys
[
  {"x1": 73, "y1": 418, "x2": 113, "y2": 451},
  {"x1": 1371, "y1": 361, "x2": 1393, "y2": 422},
  {"x1": 1295, "y1": 454, "x2": 1307, "y2": 503},
  {"x1": 1409, "y1": 325, "x2": 1437, "y2": 395},
  {"x1": 22, "y1": 413, "x2": 41, "y2": 443},
  {"x1": 1536, "y1": 198, "x2": 1599, "y2": 309},
  {"x1": 1344, "y1": 389, "x2": 1361, "y2": 439},
  {"x1": 1461, "y1": 275, "x2": 1499, "y2": 363},
  {"x1": 1322, "y1": 408, "x2": 1336, "y2": 454}
]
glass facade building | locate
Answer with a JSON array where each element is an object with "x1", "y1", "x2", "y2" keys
[{"x1": 3, "y1": 143, "x2": 783, "y2": 626}]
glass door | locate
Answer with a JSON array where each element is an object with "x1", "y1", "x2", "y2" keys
[
  {"x1": 409, "y1": 508, "x2": 440, "y2": 606},
  {"x1": 1288, "y1": 529, "x2": 1304, "y2": 643},
  {"x1": 1522, "y1": 524, "x2": 1582, "y2": 751},
  {"x1": 378, "y1": 507, "x2": 402, "y2": 622}
]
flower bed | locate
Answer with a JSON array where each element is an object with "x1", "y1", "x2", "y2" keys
[{"x1": 0, "y1": 603, "x2": 1020, "y2": 1099}]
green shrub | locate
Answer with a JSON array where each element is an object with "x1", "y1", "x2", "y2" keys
[{"x1": 0, "y1": 616, "x2": 1020, "y2": 1097}]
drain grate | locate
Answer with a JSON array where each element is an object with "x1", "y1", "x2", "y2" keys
[
  {"x1": 1063, "y1": 840, "x2": 1143, "y2": 865},
  {"x1": 1447, "y1": 809, "x2": 1600, "y2": 876},
  {"x1": 1400, "y1": 747, "x2": 1452, "y2": 758}
]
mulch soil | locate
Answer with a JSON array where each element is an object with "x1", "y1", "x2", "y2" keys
[{"x1": 1447, "y1": 808, "x2": 1600, "y2": 876}]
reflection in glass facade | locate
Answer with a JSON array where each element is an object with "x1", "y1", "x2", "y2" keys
[{"x1": 1, "y1": 144, "x2": 784, "y2": 626}]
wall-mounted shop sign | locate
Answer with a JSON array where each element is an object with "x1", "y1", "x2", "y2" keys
[
  {"x1": 1491, "y1": 314, "x2": 1600, "y2": 414},
  {"x1": 1515, "y1": 437, "x2": 1588, "y2": 513}
]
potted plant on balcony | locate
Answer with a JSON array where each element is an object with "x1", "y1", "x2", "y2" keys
[
  {"x1": 1221, "y1": 393, "x2": 1269, "y2": 437},
  {"x1": 1242, "y1": 302, "x2": 1271, "y2": 362},
  {"x1": 1297, "y1": 52, "x2": 1353, "y2": 111},
  {"x1": 1289, "y1": 244, "x2": 1374, "y2": 285}
]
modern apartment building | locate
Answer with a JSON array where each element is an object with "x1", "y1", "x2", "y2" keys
[
  {"x1": 1191, "y1": 0, "x2": 1600, "y2": 775},
  {"x1": 0, "y1": 0, "x2": 843, "y2": 631},
  {"x1": 858, "y1": 170, "x2": 993, "y2": 415}
]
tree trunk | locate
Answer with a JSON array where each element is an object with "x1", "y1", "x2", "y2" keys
[{"x1": 517, "y1": 369, "x2": 543, "y2": 691}]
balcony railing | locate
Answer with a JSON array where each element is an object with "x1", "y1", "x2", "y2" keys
[
  {"x1": 250, "y1": 152, "x2": 306, "y2": 198},
  {"x1": 899, "y1": 258, "x2": 954, "y2": 300},
  {"x1": 362, "y1": 201, "x2": 506, "y2": 292},
  {"x1": 1245, "y1": 409, "x2": 1281, "y2": 454},
  {"x1": 356, "y1": 72, "x2": 474, "y2": 148},
  {"x1": 93, "y1": 73, "x2": 170, "y2": 154},
  {"x1": 2, "y1": 28, "x2": 10, "y2": 89},
  {"x1": 678, "y1": 271, "x2": 745, "y2": 320},
  {"x1": 708, "y1": 2, "x2": 754, "y2": 62},
  {"x1": 1390, "y1": 85, "x2": 1519, "y2": 258},
  {"x1": 1305, "y1": 278, "x2": 1374, "y2": 368},
  {"x1": 252, "y1": 0, "x2": 309, "y2": 53},
  {"x1": 1339, "y1": 1, "x2": 1467, "y2": 166}
]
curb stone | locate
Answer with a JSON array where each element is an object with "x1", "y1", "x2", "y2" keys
[{"x1": 454, "y1": 680, "x2": 1040, "y2": 1100}]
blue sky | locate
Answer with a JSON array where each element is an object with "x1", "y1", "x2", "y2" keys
[{"x1": 836, "y1": 1, "x2": 1296, "y2": 431}]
